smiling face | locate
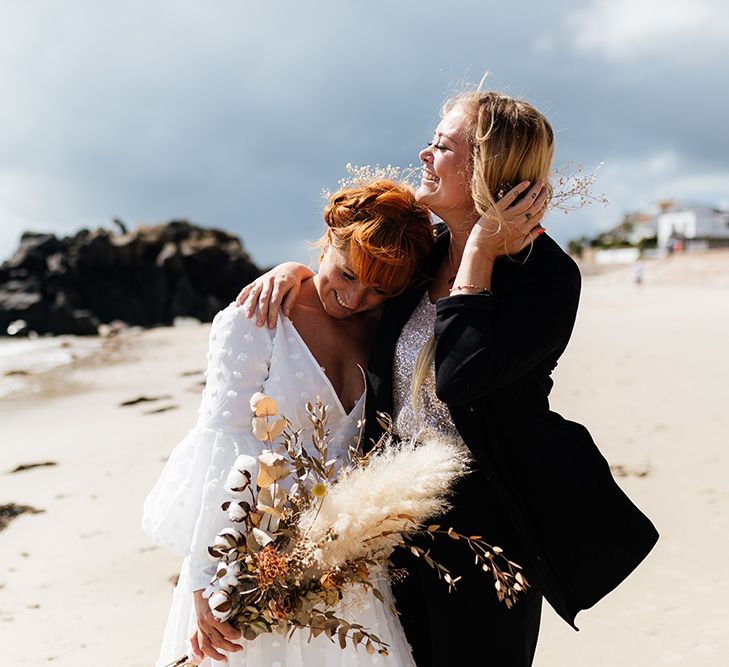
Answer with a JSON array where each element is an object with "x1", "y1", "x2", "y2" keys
[
  {"x1": 416, "y1": 106, "x2": 475, "y2": 222},
  {"x1": 313, "y1": 244, "x2": 389, "y2": 319}
]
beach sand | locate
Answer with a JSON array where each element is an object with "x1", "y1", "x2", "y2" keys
[{"x1": 1, "y1": 251, "x2": 727, "y2": 665}]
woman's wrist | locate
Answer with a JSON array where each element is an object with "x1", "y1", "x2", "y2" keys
[
  {"x1": 449, "y1": 284, "x2": 493, "y2": 296},
  {"x1": 449, "y1": 243, "x2": 495, "y2": 295},
  {"x1": 466, "y1": 225, "x2": 501, "y2": 263}
]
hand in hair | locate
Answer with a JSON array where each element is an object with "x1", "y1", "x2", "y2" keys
[
  {"x1": 449, "y1": 181, "x2": 548, "y2": 296},
  {"x1": 475, "y1": 180, "x2": 549, "y2": 259},
  {"x1": 235, "y1": 262, "x2": 314, "y2": 328}
]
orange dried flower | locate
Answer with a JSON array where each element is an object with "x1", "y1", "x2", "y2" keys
[{"x1": 256, "y1": 546, "x2": 289, "y2": 589}]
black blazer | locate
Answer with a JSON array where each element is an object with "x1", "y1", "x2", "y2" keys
[{"x1": 365, "y1": 224, "x2": 658, "y2": 627}]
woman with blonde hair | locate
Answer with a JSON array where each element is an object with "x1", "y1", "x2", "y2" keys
[{"x1": 238, "y1": 90, "x2": 658, "y2": 666}]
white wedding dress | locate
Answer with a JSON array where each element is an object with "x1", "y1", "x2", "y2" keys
[{"x1": 143, "y1": 304, "x2": 415, "y2": 667}]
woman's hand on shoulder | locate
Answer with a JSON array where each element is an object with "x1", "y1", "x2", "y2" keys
[
  {"x1": 189, "y1": 589, "x2": 243, "y2": 663},
  {"x1": 473, "y1": 180, "x2": 550, "y2": 259},
  {"x1": 235, "y1": 262, "x2": 315, "y2": 329}
]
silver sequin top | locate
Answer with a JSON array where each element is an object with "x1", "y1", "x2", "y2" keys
[{"x1": 392, "y1": 292, "x2": 462, "y2": 442}]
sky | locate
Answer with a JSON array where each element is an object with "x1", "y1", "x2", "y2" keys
[{"x1": 1, "y1": 0, "x2": 727, "y2": 267}]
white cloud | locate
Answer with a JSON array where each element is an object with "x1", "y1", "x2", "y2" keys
[
  {"x1": 646, "y1": 150, "x2": 679, "y2": 177},
  {"x1": 533, "y1": 33, "x2": 556, "y2": 55},
  {"x1": 569, "y1": 0, "x2": 729, "y2": 62}
]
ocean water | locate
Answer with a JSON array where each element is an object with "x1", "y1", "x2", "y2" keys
[{"x1": 0, "y1": 336, "x2": 103, "y2": 398}]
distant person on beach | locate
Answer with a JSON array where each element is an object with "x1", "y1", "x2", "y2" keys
[
  {"x1": 237, "y1": 89, "x2": 659, "y2": 666},
  {"x1": 634, "y1": 261, "x2": 644, "y2": 286}
]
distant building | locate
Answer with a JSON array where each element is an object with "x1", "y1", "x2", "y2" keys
[
  {"x1": 656, "y1": 207, "x2": 729, "y2": 250},
  {"x1": 623, "y1": 211, "x2": 659, "y2": 245},
  {"x1": 596, "y1": 207, "x2": 662, "y2": 247}
]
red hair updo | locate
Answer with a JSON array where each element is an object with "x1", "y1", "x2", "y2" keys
[{"x1": 321, "y1": 179, "x2": 433, "y2": 296}]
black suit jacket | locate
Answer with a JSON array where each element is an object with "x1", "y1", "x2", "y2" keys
[{"x1": 365, "y1": 225, "x2": 658, "y2": 628}]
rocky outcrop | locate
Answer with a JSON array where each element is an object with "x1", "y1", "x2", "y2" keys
[{"x1": 0, "y1": 221, "x2": 263, "y2": 336}]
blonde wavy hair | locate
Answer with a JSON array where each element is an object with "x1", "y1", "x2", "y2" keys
[{"x1": 412, "y1": 91, "x2": 555, "y2": 409}]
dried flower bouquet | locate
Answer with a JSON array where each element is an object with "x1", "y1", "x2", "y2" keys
[{"x1": 165, "y1": 394, "x2": 527, "y2": 666}]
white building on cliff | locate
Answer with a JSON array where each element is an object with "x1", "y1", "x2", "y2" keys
[{"x1": 656, "y1": 207, "x2": 729, "y2": 250}]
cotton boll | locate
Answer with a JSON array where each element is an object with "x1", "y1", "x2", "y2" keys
[
  {"x1": 235, "y1": 454, "x2": 257, "y2": 469},
  {"x1": 218, "y1": 527, "x2": 240, "y2": 538},
  {"x1": 216, "y1": 561, "x2": 241, "y2": 590},
  {"x1": 210, "y1": 527, "x2": 244, "y2": 554},
  {"x1": 228, "y1": 501, "x2": 249, "y2": 522},
  {"x1": 225, "y1": 468, "x2": 250, "y2": 495},
  {"x1": 208, "y1": 591, "x2": 232, "y2": 621},
  {"x1": 233, "y1": 454, "x2": 257, "y2": 474}
]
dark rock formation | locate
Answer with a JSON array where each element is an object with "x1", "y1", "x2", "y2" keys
[{"x1": 0, "y1": 221, "x2": 263, "y2": 336}]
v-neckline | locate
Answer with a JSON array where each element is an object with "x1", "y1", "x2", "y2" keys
[{"x1": 278, "y1": 317, "x2": 365, "y2": 419}]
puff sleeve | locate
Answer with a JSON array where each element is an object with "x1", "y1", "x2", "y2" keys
[{"x1": 142, "y1": 304, "x2": 274, "y2": 591}]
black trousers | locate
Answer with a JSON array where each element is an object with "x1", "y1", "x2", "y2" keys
[{"x1": 391, "y1": 531, "x2": 542, "y2": 667}]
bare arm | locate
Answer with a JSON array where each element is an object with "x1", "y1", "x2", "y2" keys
[{"x1": 235, "y1": 262, "x2": 315, "y2": 328}]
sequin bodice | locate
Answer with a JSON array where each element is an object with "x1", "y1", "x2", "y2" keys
[{"x1": 392, "y1": 293, "x2": 462, "y2": 442}]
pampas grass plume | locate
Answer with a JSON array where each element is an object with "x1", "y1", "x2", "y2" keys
[{"x1": 299, "y1": 434, "x2": 471, "y2": 569}]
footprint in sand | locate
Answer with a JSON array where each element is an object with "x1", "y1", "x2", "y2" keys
[
  {"x1": 119, "y1": 395, "x2": 172, "y2": 407},
  {"x1": 0, "y1": 504, "x2": 45, "y2": 531},
  {"x1": 144, "y1": 405, "x2": 180, "y2": 415},
  {"x1": 8, "y1": 461, "x2": 57, "y2": 474}
]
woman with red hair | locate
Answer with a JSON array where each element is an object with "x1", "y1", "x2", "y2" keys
[{"x1": 144, "y1": 179, "x2": 435, "y2": 666}]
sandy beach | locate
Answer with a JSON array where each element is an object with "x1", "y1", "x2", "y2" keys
[{"x1": 1, "y1": 250, "x2": 728, "y2": 666}]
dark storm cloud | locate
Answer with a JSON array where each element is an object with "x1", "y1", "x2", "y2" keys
[{"x1": 1, "y1": 0, "x2": 727, "y2": 264}]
